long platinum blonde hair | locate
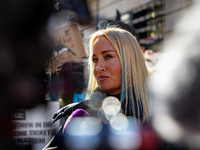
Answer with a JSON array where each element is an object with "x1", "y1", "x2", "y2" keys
[{"x1": 87, "y1": 27, "x2": 149, "y2": 122}]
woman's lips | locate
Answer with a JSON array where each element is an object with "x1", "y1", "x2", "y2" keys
[{"x1": 98, "y1": 75, "x2": 109, "y2": 81}]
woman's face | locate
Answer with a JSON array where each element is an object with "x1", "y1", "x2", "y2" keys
[{"x1": 92, "y1": 36, "x2": 122, "y2": 95}]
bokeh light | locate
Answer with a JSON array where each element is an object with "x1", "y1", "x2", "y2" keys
[
  {"x1": 64, "y1": 117, "x2": 102, "y2": 149},
  {"x1": 109, "y1": 117, "x2": 141, "y2": 150},
  {"x1": 110, "y1": 113, "x2": 128, "y2": 131},
  {"x1": 102, "y1": 96, "x2": 121, "y2": 116}
]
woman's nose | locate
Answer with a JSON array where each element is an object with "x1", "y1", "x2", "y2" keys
[{"x1": 95, "y1": 61, "x2": 106, "y2": 72}]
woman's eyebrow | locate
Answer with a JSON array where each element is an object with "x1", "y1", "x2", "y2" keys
[
  {"x1": 92, "y1": 50, "x2": 115, "y2": 57},
  {"x1": 101, "y1": 50, "x2": 115, "y2": 54}
]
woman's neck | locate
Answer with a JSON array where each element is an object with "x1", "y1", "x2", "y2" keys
[{"x1": 106, "y1": 92, "x2": 121, "y2": 100}]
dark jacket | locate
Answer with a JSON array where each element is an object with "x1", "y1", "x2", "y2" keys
[{"x1": 43, "y1": 88, "x2": 143, "y2": 149}]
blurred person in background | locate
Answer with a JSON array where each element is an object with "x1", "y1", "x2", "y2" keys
[
  {"x1": 148, "y1": 0, "x2": 200, "y2": 150},
  {"x1": 44, "y1": 26, "x2": 150, "y2": 149},
  {"x1": 96, "y1": 10, "x2": 140, "y2": 44},
  {"x1": 54, "y1": 0, "x2": 92, "y2": 25},
  {"x1": 143, "y1": 49, "x2": 161, "y2": 70},
  {"x1": 0, "y1": 0, "x2": 54, "y2": 149},
  {"x1": 143, "y1": 49, "x2": 162, "y2": 79}
]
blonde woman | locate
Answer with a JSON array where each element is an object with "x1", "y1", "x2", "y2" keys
[
  {"x1": 52, "y1": 27, "x2": 149, "y2": 122},
  {"x1": 87, "y1": 27, "x2": 149, "y2": 121},
  {"x1": 44, "y1": 27, "x2": 149, "y2": 149}
]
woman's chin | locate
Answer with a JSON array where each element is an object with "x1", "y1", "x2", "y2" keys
[
  {"x1": 99, "y1": 86, "x2": 108, "y2": 92},
  {"x1": 99, "y1": 87, "x2": 121, "y2": 95}
]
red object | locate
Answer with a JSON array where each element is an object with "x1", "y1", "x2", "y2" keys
[{"x1": 139, "y1": 124, "x2": 161, "y2": 150}]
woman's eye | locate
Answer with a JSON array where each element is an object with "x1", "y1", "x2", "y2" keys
[
  {"x1": 92, "y1": 58, "x2": 98, "y2": 62},
  {"x1": 105, "y1": 55, "x2": 112, "y2": 59}
]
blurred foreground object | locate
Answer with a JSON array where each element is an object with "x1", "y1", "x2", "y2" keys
[
  {"x1": 44, "y1": 96, "x2": 160, "y2": 150},
  {"x1": 149, "y1": 1, "x2": 200, "y2": 149},
  {"x1": 0, "y1": 0, "x2": 54, "y2": 149}
]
